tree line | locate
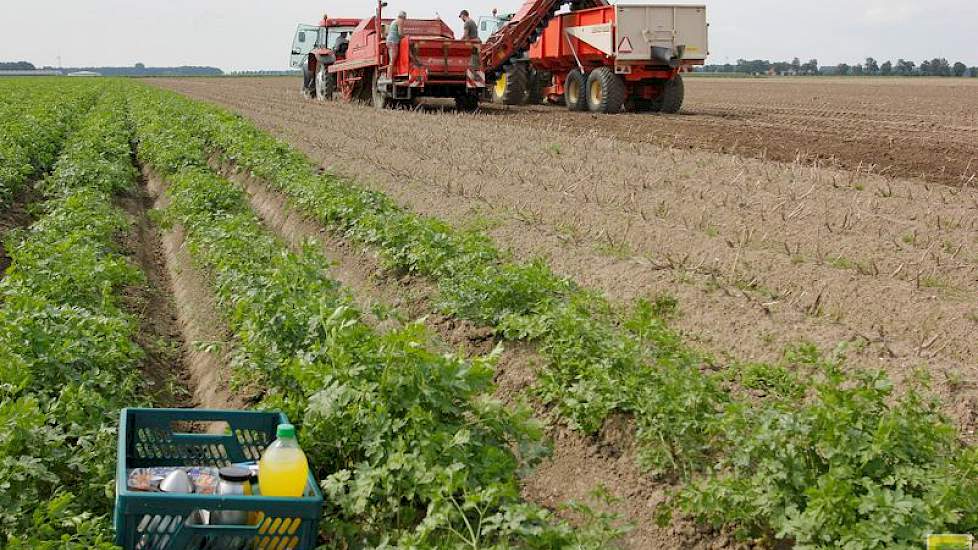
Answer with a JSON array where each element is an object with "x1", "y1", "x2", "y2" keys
[{"x1": 701, "y1": 58, "x2": 978, "y2": 77}]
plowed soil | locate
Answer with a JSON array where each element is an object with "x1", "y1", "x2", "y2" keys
[
  {"x1": 152, "y1": 77, "x2": 978, "y2": 537},
  {"x1": 483, "y1": 76, "x2": 978, "y2": 186}
]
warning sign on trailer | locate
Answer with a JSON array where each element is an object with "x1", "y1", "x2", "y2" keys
[{"x1": 618, "y1": 37, "x2": 633, "y2": 53}]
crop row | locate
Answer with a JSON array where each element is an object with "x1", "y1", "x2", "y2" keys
[
  {"x1": 126, "y1": 86, "x2": 621, "y2": 548},
  {"x1": 0, "y1": 87, "x2": 145, "y2": 548},
  {"x1": 133, "y1": 83, "x2": 978, "y2": 547},
  {"x1": 0, "y1": 80, "x2": 99, "y2": 202}
]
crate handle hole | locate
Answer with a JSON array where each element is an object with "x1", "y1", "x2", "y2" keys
[{"x1": 170, "y1": 420, "x2": 231, "y2": 435}]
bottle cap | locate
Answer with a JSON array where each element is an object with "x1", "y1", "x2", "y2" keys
[
  {"x1": 218, "y1": 466, "x2": 252, "y2": 483},
  {"x1": 277, "y1": 423, "x2": 296, "y2": 439}
]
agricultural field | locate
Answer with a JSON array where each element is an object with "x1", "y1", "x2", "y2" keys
[{"x1": 2, "y1": 75, "x2": 977, "y2": 550}]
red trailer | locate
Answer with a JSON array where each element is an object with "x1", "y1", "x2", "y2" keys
[
  {"x1": 295, "y1": 2, "x2": 485, "y2": 110},
  {"x1": 482, "y1": 2, "x2": 709, "y2": 114}
]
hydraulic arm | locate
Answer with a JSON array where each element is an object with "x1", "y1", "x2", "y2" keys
[{"x1": 480, "y1": 0, "x2": 607, "y2": 79}]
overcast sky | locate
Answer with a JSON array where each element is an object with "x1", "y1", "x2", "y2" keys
[{"x1": 1, "y1": 0, "x2": 975, "y2": 70}]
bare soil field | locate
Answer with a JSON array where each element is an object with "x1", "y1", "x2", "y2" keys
[
  {"x1": 154, "y1": 75, "x2": 978, "y2": 437},
  {"x1": 488, "y1": 76, "x2": 978, "y2": 186}
]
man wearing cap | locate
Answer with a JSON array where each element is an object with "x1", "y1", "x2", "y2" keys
[
  {"x1": 460, "y1": 10, "x2": 479, "y2": 41},
  {"x1": 387, "y1": 11, "x2": 407, "y2": 76}
]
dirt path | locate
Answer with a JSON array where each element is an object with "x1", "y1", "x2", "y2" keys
[{"x1": 153, "y1": 77, "x2": 978, "y2": 438}]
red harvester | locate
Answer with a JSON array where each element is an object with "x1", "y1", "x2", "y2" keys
[
  {"x1": 482, "y1": 1, "x2": 709, "y2": 113},
  {"x1": 291, "y1": 2, "x2": 485, "y2": 111},
  {"x1": 291, "y1": 0, "x2": 708, "y2": 114}
]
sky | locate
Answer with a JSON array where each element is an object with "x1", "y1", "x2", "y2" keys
[{"x1": 1, "y1": 0, "x2": 975, "y2": 71}]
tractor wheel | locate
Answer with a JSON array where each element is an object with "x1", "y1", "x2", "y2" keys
[
  {"x1": 315, "y1": 63, "x2": 334, "y2": 102},
  {"x1": 455, "y1": 93, "x2": 480, "y2": 112},
  {"x1": 585, "y1": 67, "x2": 625, "y2": 114},
  {"x1": 302, "y1": 65, "x2": 316, "y2": 99},
  {"x1": 649, "y1": 74, "x2": 685, "y2": 114},
  {"x1": 525, "y1": 69, "x2": 548, "y2": 105},
  {"x1": 492, "y1": 64, "x2": 528, "y2": 105},
  {"x1": 371, "y1": 71, "x2": 393, "y2": 110},
  {"x1": 564, "y1": 69, "x2": 588, "y2": 112}
]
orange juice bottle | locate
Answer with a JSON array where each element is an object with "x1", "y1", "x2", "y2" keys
[
  {"x1": 256, "y1": 424, "x2": 308, "y2": 549},
  {"x1": 259, "y1": 423, "x2": 308, "y2": 497}
]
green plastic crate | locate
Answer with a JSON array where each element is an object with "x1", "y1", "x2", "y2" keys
[{"x1": 114, "y1": 408, "x2": 323, "y2": 550}]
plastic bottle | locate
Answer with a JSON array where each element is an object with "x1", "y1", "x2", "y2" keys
[
  {"x1": 256, "y1": 424, "x2": 308, "y2": 549},
  {"x1": 258, "y1": 424, "x2": 309, "y2": 497}
]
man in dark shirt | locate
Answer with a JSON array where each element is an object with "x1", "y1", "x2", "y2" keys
[{"x1": 459, "y1": 10, "x2": 479, "y2": 41}]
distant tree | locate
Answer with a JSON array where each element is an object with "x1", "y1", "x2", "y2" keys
[
  {"x1": 880, "y1": 60, "x2": 893, "y2": 76},
  {"x1": 837, "y1": 63, "x2": 851, "y2": 76},
  {"x1": 0, "y1": 61, "x2": 36, "y2": 70},
  {"x1": 971, "y1": 67, "x2": 978, "y2": 77},
  {"x1": 952, "y1": 61, "x2": 967, "y2": 77},
  {"x1": 852, "y1": 64, "x2": 865, "y2": 76},
  {"x1": 736, "y1": 59, "x2": 772, "y2": 75},
  {"x1": 135, "y1": 62, "x2": 146, "y2": 69},
  {"x1": 896, "y1": 59, "x2": 916, "y2": 75},
  {"x1": 927, "y1": 58, "x2": 951, "y2": 76},
  {"x1": 865, "y1": 57, "x2": 880, "y2": 74},
  {"x1": 919, "y1": 60, "x2": 932, "y2": 76},
  {"x1": 802, "y1": 59, "x2": 819, "y2": 75},
  {"x1": 791, "y1": 57, "x2": 801, "y2": 73}
]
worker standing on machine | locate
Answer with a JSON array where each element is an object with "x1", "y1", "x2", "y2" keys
[
  {"x1": 459, "y1": 10, "x2": 479, "y2": 41},
  {"x1": 387, "y1": 11, "x2": 407, "y2": 78}
]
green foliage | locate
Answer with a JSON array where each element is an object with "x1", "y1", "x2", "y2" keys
[
  {"x1": 0, "y1": 87, "x2": 144, "y2": 547},
  {"x1": 665, "y1": 356, "x2": 978, "y2": 548},
  {"x1": 127, "y1": 83, "x2": 978, "y2": 549},
  {"x1": 0, "y1": 79, "x2": 98, "y2": 201},
  {"x1": 128, "y1": 89, "x2": 615, "y2": 548}
]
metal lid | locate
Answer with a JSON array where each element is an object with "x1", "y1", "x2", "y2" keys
[{"x1": 219, "y1": 466, "x2": 252, "y2": 483}]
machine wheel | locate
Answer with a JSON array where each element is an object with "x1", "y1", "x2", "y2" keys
[
  {"x1": 315, "y1": 63, "x2": 334, "y2": 102},
  {"x1": 492, "y1": 64, "x2": 528, "y2": 105},
  {"x1": 650, "y1": 74, "x2": 685, "y2": 114},
  {"x1": 371, "y1": 71, "x2": 393, "y2": 109},
  {"x1": 302, "y1": 65, "x2": 316, "y2": 99},
  {"x1": 455, "y1": 93, "x2": 480, "y2": 112},
  {"x1": 586, "y1": 67, "x2": 625, "y2": 114},
  {"x1": 564, "y1": 70, "x2": 588, "y2": 112},
  {"x1": 525, "y1": 69, "x2": 548, "y2": 105}
]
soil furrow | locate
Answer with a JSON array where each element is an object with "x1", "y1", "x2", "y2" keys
[
  {"x1": 116, "y1": 179, "x2": 195, "y2": 407},
  {"x1": 0, "y1": 187, "x2": 40, "y2": 278},
  {"x1": 141, "y1": 166, "x2": 244, "y2": 410}
]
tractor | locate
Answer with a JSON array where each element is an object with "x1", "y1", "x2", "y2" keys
[{"x1": 290, "y1": 2, "x2": 485, "y2": 110}]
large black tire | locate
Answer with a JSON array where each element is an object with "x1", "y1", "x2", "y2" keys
[
  {"x1": 492, "y1": 64, "x2": 529, "y2": 105},
  {"x1": 650, "y1": 74, "x2": 685, "y2": 114},
  {"x1": 302, "y1": 65, "x2": 316, "y2": 99},
  {"x1": 315, "y1": 63, "x2": 334, "y2": 102},
  {"x1": 564, "y1": 69, "x2": 588, "y2": 111},
  {"x1": 455, "y1": 93, "x2": 480, "y2": 112},
  {"x1": 585, "y1": 67, "x2": 625, "y2": 114},
  {"x1": 525, "y1": 69, "x2": 549, "y2": 105}
]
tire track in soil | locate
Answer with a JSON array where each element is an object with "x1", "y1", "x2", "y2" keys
[
  {"x1": 151, "y1": 77, "x2": 978, "y2": 441},
  {"x1": 210, "y1": 158, "x2": 731, "y2": 549}
]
